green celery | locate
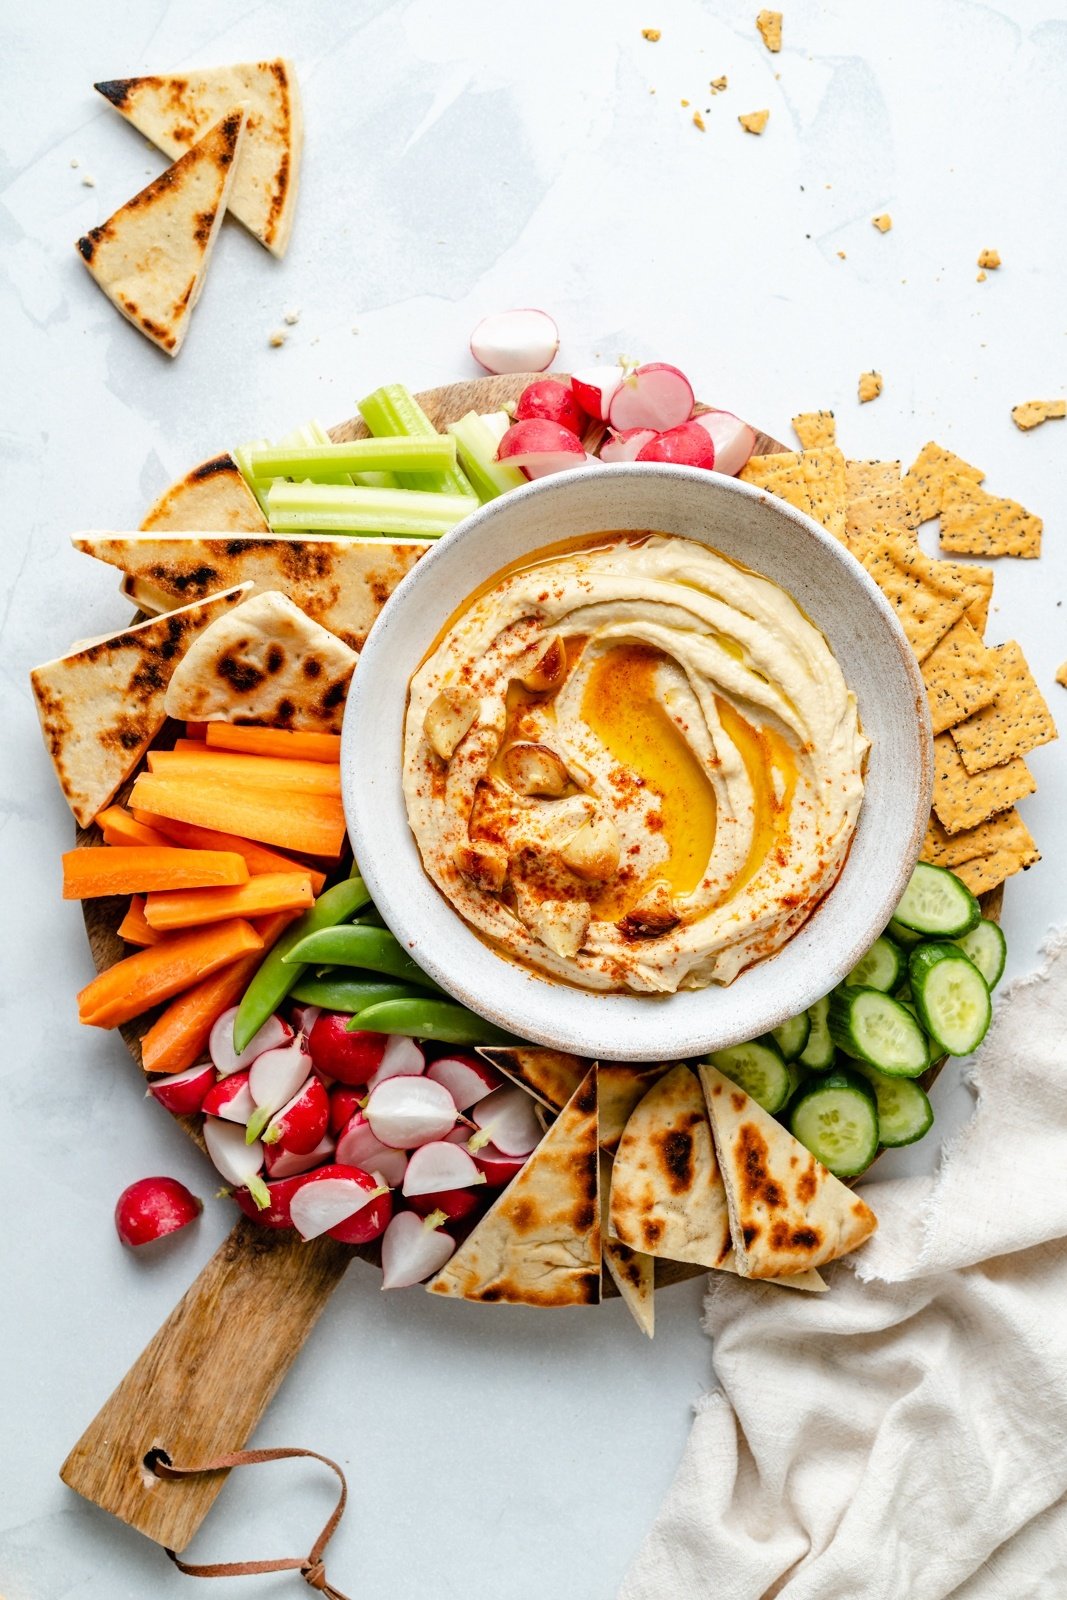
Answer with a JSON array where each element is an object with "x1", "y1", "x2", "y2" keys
[
  {"x1": 232, "y1": 438, "x2": 272, "y2": 516},
  {"x1": 305, "y1": 420, "x2": 397, "y2": 490},
  {"x1": 446, "y1": 411, "x2": 526, "y2": 503},
  {"x1": 249, "y1": 435, "x2": 457, "y2": 480},
  {"x1": 358, "y1": 384, "x2": 477, "y2": 499},
  {"x1": 266, "y1": 481, "x2": 472, "y2": 537}
]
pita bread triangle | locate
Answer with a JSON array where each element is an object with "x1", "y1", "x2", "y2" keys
[
  {"x1": 428, "y1": 1066, "x2": 601, "y2": 1306},
  {"x1": 76, "y1": 110, "x2": 245, "y2": 356},
  {"x1": 31, "y1": 584, "x2": 252, "y2": 827},
  {"x1": 95, "y1": 60, "x2": 302, "y2": 256},
  {"x1": 600, "y1": 1154, "x2": 654, "y2": 1337},
  {"x1": 476, "y1": 1046, "x2": 585, "y2": 1112},
  {"x1": 700, "y1": 1064, "x2": 877, "y2": 1278},
  {"x1": 140, "y1": 454, "x2": 268, "y2": 533}
]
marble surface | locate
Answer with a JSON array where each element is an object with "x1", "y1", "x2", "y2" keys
[{"x1": 1, "y1": 2, "x2": 1064, "y2": 1595}]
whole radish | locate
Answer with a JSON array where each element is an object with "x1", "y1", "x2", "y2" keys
[
  {"x1": 570, "y1": 365, "x2": 625, "y2": 422},
  {"x1": 147, "y1": 1062, "x2": 216, "y2": 1117},
  {"x1": 496, "y1": 419, "x2": 585, "y2": 479},
  {"x1": 636, "y1": 420, "x2": 716, "y2": 469},
  {"x1": 115, "y1": 1177, "x2": 202, "y2": 1248},
  {"x1": 608, "y1": 363, "x2": 695, "y2": 432},
  {"x1": 380, "y1": 1210, "x2": 456, "y2": 1289},
  {"x1": 470, "y1": 309, "x2": 559, "y2": 374},
  {"x1": 309, "y1": 1014, "x2": 386, "y2": 1086},
  {"x1": 516, "y1": 378, "x2": 586, "y2": 435}
]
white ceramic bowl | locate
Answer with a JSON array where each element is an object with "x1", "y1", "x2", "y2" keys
[{"x1": 342, "y1": 465, "x2": 932, "y2": 1062}]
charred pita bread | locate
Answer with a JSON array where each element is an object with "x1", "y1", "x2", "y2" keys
[
  {"x1": 598, "y1": 1064, "x2": 667, "y2": 1151},
  {"x1": 600, "y1": 1153, "x2": 654, "y2": 1337},
  {"x1": 95, "y1": 60, "x2": 302, "y2": 256},
  {"x1": 139, "y1": 455, "x2": 269, "y2": 534},
  {"x1": 76, "y1": 110, "x2": 245, "y2": 356},
  {"x1": 700, "y1": 1064, "x2": 877, "y2": 1278},
  {"x1": 74, "y1": 533, "x2": 427, "y2": 652},
  {"x1": 31, "y1": 584, "x2": 251, "y2": 827},
  {"x1": 476, "y1": 1046, "x2": 584, "y2": 1111},
  {"x1": 428, "y1": 1068, "x2": 601, "y2": 1306},
  {"x1": 163, "y1": 590, "x2": 357, "y2": 732}
]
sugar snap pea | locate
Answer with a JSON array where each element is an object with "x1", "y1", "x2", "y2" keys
[
  {"x1": 349, "y1": 997, "x2": 522, "y2": 1045},
  {"x1": 281, "y1": 925, "x2": 443, "y2": 993},
  {"x1": 289, "y1": 977, "x2": 420, "y2": 1013}
]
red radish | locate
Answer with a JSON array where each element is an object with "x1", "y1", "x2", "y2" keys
[
  {"x1": 402, "y1": 1140, "x2": 486, "y2": 1197},
  {"x1": 571, "y1": 365, "x2": 625, "y2": 422},
  {"x1": 470, "y1": 1142, "x2": 529, "y2": 1186},
  {"x1": 247, "y1": 1036, "x2": 312, "y2": 1141},
  {"x1": 365, "y1": 1076, "x2": 457, "y2": 1150},
  {"x1": 470, "y1": 308, "x2": 559, "y2": 375},
  {"x1": 288, "y1": 1165, "x2": 392, "y2": 1244},
  {"x1": 264, "y1": 1132, "x2": 336, "y2": 1180},
  {"x1": 471, "y1": 1085, "x2": 542, "y2": 1157},
  {"x1": 425, "y1": 1053, "x2": 500, "y2": 1111},
  {"x1": 691, "y1": 409, "x2": 757, "y2": 476},
  {"x1": 335, "y1": 1111, "x2": 408, "y2": 1187},
  {"x1": 497, "y1": 419, "x2": 585, "y2": 479},
  {"x1": 290, "y1": 1004, "x2": 321, "y2": 1039},
  {"x1": 115, "y1": 1176, "x2": 202, "y2": 1248},
  {"x1": 608, "y1": 363, "x2": 695, "y2": 433},
  {"x1": 329, "y1": 1085, "x2": 364, "y2": 1135},
  {"x1": 209, "y1": 1006, "x2": 292, "y2": 1078},
  {"x1": 201, "y1": 1069, "x2": 254, "y2": 1125},
  {"x1": 406, "y1": 1188, "x2": 481, "y2": 1222},
  {"x1": 516, "y1": 378, "x2": 585, "y2": 435},
  {"x1": 234, "y1": 1173, "x2": 305, "y2": 1229},
  {"x1": 365, "y1": 1035, "x2": 426, "y2": 1092},
  {"x1": 380, "y1": 1210, "x2": 456, "y2": 1289},
  {"x1": 147, "y1": 1062, "x2": 216, "y2": 1117},
  {"x1": 599, "y1": 427, "x2": 658, "y2": 464},
  {"x1": 636, "y1": 420, "x2": 716, "y2": 468},
  {"x1": 264, "y1": 1076, "x2": 330, "y2": 1155},
  {"x1": 309, "y1": 1014, "x2": 386, "y2": 1086},
  {"x1": 203, "y1": 1116, "x2": 267, "y2": 1205}
]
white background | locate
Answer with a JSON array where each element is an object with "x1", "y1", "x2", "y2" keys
[{"x1": 1, "y1": 2, "x2": 1064, "y2": 1596}]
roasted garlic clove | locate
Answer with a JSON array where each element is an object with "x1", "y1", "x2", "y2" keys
[
  {"x1": 424, "y1": 687, "x2": 479, "y2": 760},
  {"x1": 617, "y1": 880, "x2": 680, "y2": 938},
  {"x1": 502, "y1": 741, "x2": 570, "y2": 797},
  {"x1": 559, "y1": 812, "x2": 621, "y2": 881},
  {"x1": 453, "y1": 838, "x2": 508, "y2": 893},
  {"x1": 522, "y1": 896, "x2": 591, "y2": 960},
  {"x1": 518, "y1": 632, "x2": 567, "y2": 693}
]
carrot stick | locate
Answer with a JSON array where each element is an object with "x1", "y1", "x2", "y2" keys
[
  {"x1": 139, "y1": 911, "x2": 297, "y2": 1074},
  {"x1": 144, "y1": 871, "x2": 314, "y2": 932},
  {"x1": 78, "y1": 919, "x2": 264, "y2": 1029},
  {"x1": 145, "y1": 748, "x2": 341, "y2": 795},
  {"x1": 95, "y1": 806, "x2": 172, "y2": 849},
  {"x1": 131, "y1": 812, "x2": 326, "y2": 894},
  {"x1": 62, "y1": 846, "x2": 250, "y2": 900},
  {"x1": 129, "y1": 774, "x2": 346, "y2": 859},
  {"x1": 205, "y1": 725, "x2": 343, "y2": 763},
  {"x1": 116, "y1": 896, "x2": 164, "y2": 947}
]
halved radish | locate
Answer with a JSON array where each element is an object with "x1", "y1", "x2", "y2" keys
[
  {"x1": 365, "y1": 1036, "x2": 425, "y2": 1092},
  {"x1": 380, "y1": 1210, "x2": 456, "y2": 1289},
  {"x1": 608, "y1": 363, "x2": 695, "y2": 432},
  {"x1": 470, "y1": 309, "x2": 559, "y2": 374},
  {"x1": 201, "y1": 1069, "x2": 254, "y2": 1125},
  {"x1": 471, "y1": 1085, "x2": 542, "y2": 1157},
  {"x1": 691, "y1": 409, "x2": 757, "y2": 476},
  {"x1": 599, "y1": 427, "x2": 658, "y2": 464},
  {"x1": 115, "y1": 1176, "x2": 202, "y2": 1248},
  {"x1": 289, "y1": 1165, "x2": 391, "y2": 1243},
  {"x1": 248, "y1": 1036, "x2": 312, "y2": 1115},
  {"x1": 263, "y1": 1076, "x2": 330, "y2": 1155},
  {"x1": 402, "y1": 1141, "x2": 486, "y2": 1197},
  {"x1": 470, "y1": 1141, "x2": 528, "y2": 1186},
  {"x1": 365, "y1": 1076, "x2": 457, "y2": 1150},
  {"x1": 264, "y1": 1131, "x2": 336, "y2": 1181},
  {"x1": 406, "y1": 1188, "x2": 481, "y2": 1222},
  {"x1": 234, "y1": 1171, "x2": 306, "y2": 1228},
  {"x1": 203, "y1": 1116, "x2": 265, "y2": 1193},
  {"x1": 210, "y1": 1007, "x2": 292, "y2": 1078},
  {"x1": 309, "y1": 1014, "x2": 384, "y2": 1086},
  {"x1": 497, "y1": 419, "x2": 585, "y2": 479},
  {"x1": 516, "y1": 378, "x2": 585, "y2": 434},
  {"x1": 290, "y1": 1004, "x2": 321, "y2": 1038},
  {"x1": 147, "y1": 1062, "x2": 216, "y2": 1117},
  {"x1": 571, "y1": 365, "x2": 625, "y2": 422},
  {"x1": 329, "y1": 1085, "x2": 364, "y2": 1136},
  {"x1": 425, "y1": 1053, "x2": 500, "y2": 1111},
  {"x1": 636, "y1": 420, "x2": 716, "y2": 468},
  {"x1": 335, "y1": 1111, "x2": 409, "y2": 1187}
]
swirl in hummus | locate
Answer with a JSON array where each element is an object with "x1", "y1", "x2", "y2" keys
[{"x1": 403, "y1": 533, "x2": 867, "y2": 993}]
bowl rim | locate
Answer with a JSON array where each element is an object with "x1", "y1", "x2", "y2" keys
[{"x1": 342, "y1": 462, "x2": 932, "y2": 1061}]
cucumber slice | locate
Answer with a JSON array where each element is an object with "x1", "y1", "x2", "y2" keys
[
  {"x1": 798, "y1": 995, "x2": 835, "y2": 1070},
  {"x1": 892, "y1": 862, "x2": 980, "y2": 938},
  {"x1": 789, "y1": 1068, "x2": 880, "y2": 1177},
  {"x1": 846, "y1": 935, "x2": 904, "y2": 993},
  {"x1": 854, "y1": 1064, "x2": 934, "y2": 1147},
  {"x1": 706, "y1": 1038, "x2": 791, "y2": 1113},
  {"x1": 828, "y1": 987, "x2": 929, "y2": 1077},
  {"x1": 770, "y1": 1011, "x2": 811, "y2": 1061},
  {"x1": 908, "y1": 944, "x2": 992, "y2": 1056},
  {"x1": 887, "y1": 917, "x2": 924, "y2": 949},
  {"x1": 954, "y1": 919, "x2": 1006, "y2": 990}
]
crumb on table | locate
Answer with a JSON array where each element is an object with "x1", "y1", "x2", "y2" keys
[
  {"x1": 739, "y1": 109, "x2": 770, "y2": 135},
  {"x1": 642, "y1": 27, "x2": 661, "y2": 41},
  {"x1": 859, "y1": 371, "x2": 883, "y2": 404},
  {"x1": 872, "y1": 213, "x2": 892, "y2": 232},
  {"x1": 977, "y1": 248, "x2": 1001, "y2": 270},
  {"x1": 756, "y1": 10, "x2": 783, "y2": 51}
]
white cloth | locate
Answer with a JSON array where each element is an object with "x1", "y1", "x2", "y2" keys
[{"x1": 620, "y1": 933, "x2": 1067, "y2": 1600}]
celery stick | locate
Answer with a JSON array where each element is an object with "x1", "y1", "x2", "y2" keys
[
  {"x1": 249, "y1": 436, "x2": 457, "y2": 480},
  {"x1": 233, "y1": 438, "x2": 273, "y2": 516},
  {"x1": 305, "y1": 420, "x2": 397, "y2": 491},
  {"x1": 266, "y1": 481, "x2": 472, "y2": 537},
  {"x1": 358, "y1": 384, "x2": 477, "y2": 499},
  {"x1": 446, "y1": 410, "x2": 526, "y2": 503}
]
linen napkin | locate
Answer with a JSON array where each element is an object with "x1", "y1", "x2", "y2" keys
[{"x1": 620, "y1": 932, "x2": 1067, "y2": 1600}]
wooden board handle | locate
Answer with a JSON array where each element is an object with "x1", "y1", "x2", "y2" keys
[{"x1": 60, "y1": 1219, "x2": 351, "y2": 1552}]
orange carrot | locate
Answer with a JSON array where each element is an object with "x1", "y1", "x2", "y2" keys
[
  {"x1": 62, "y1": 846, "x2": 250, "y2": 900},
  {"x1": 131, "y1": 812, "x2": 326, "y2": 894},
  {"x1": 205, "y1": 724, "x2": 343, "y2": 763},
  {"x1": 139, "y1": 911, "x2": 297, "y2": 1074},
  {"x1": 185, "y1": 722, "x2": 208, "y2": 739},
  {"x1": 129, "y1": 774, "x2": 346, "y2": 859},
  {"x1": 116, "y1": 896, "x2": 164, "y2": 947},
  {"x1": 144, "y1": 871, "x2": 314, "y2": 932},
  {"x1": 96, "y1": 806, "x2": 172, "y2": 849},
  {"x1": 78, "y1": 919, "x2": 264, "y2": 1029},
  {"x1": 146, "y1": 748, "x2": 341, "y2": 795}
]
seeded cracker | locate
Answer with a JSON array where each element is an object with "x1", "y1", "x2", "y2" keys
[
  {"x1": 858, "y1": 372, "x2": 882, "y2": 404},
  {"x1": 902, "y1": 441, "x2": 984, "y2": 523},
  {"x1": 844, "y1": 462, "x2": 917, "y2": 560},
  {"x1": 739, "y1": 452, "x2": 813, "y2": 519},
  {"x1": 756, "y1": 10, "x2": 782, "y2": 51},
  {"x1": 798, "y1": 447, "x2": 848, "y2": 542},
  {"x1": 922, "y1": 807, "x2": 1036, "y2": 874},
  {"x1": 950, "y1": 642, "x2": 1057, "y2": 774},
  {"x1": 792, "y1": 411, "x2": 836, "y2": 449},
  {"x1": 921, "y1": 616, "x2": 1000, "y2": 735},
  {"x1": 933, "y1": 732, "x2": 1035, "y2": 834},
  {"x1": 936, "y1": 559, "x2": 994, "y2": 638},
  {"x1": 940, "y1": 474, "x2": 1042, "y2": 559},
  {"x1": 858, "y1": 530, "x2": 973, "y2": 662},
  {"x1": 1012, "y1": 399, "x2": 1065, "y2": 432}
]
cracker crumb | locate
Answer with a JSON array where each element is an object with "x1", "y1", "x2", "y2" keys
[
  {"x1": 837, "y1": 250, "x2": 847, "y2": 260},
  {"x1": 858, "y1": 371, "x2": 883, "y2": 404},
  {"x1": 756, "y1": 9, "x2": 783, "y2": 51},
  {"x1": 976, "y1": 270, "x2": 987, "y2": 282},
  {"x1": 693, "y1": 110, "x2": 706, "y2": 131},
  {"x1": 351, "y1": 326, "x2": 360, "y2": 334},
  {"x1": 1011, "y1": 399, "x2": 1065, "y2": 432},
  {"x1": 739, "y1": 109, "x2": 770, "y2": 134},
  {"x1": 710, "y1": 75, "x2": 728, "y2": 92},
  {"x1": 1055, "y1": 662, "x2": 1067, "y2": 690},
  {"x1": 872, "y1": 213, "x2": 892, "y2": 232},
  {"x1": 681, "y1": 98, "x2": 690, "y2": 107},
  {"x1": 642, "y1": 27, "x2": 661, "y2": 41},
  {"x1": 977, "y1": 248, "x2": 1001, "y2": 270},
  {"x1": 70, "y1": 157, "x2": 79, "y2": 168},
  {"x1": 81, "y1": 174, "x2": 96, "y2": 187},
  {"x1": 268, "y1": 330, "x2": 288, "y2": 348},
  {"x1": 283, "y1": 309, "x2": 301, "y2": 326}
]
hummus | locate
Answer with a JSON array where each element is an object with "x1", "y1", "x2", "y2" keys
[{"x1": 403, "y1": 533, "x2": 867, "y2": 993}]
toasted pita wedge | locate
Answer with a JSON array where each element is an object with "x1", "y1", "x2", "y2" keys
[
  {"x1": 600, "y1": 1153, "x2": 654, "y2": 1337},
  {"x1": 700, "y1": 1064, "x2": 877, "y2": 1278},
  {"x1": 477, "y1": 1046, "x2": 585, "y2": 1111},
  {"x1": 428, "y1": 1068, "x2": 600, "y2": 1306},
  {"x1": 163, "y1": 590, "x2": 357, "y2": 732},
  {"x1": 96, "y1": 60, "x2": 301, "y2": 256},
  {"x1": 76, "y1": 110, "x2": 245, "y2": 356},
  {"x1": 140, "y1": 456, "x2": 269, "y2": 534},
  {"x1": 31, "y1": 585, "x2": 251, "y2": 826},
  {"x1": 74, "y1": 533, "x2": 427, "y2": 652},
  {"x1": 598, "y1": 1064, "x2": 667, "y2": 1151}
]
